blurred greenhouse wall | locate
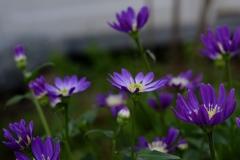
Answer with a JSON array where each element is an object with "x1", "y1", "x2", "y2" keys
[{"x1": 0, "y1": 0, "x2": 240, "y2": 91}]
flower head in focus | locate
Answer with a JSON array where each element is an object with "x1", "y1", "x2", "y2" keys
[
  {"x1": 108, "y1": 6, "x2": 149, "y2": 34},
  {"x1": 200, "y1": 26, "x2": 240, "y2": 60},
  {"x1": 166, "y1": 70, "x2": 202, "y2": 90},
  {"x1": 172, "y1": 83, "x2": 236, "y2": 127},
  {"x1": 148, "y1": 93, "x2": 174, "y2": 111},
  {"x1": 136, "y1": 127, "x2": 187, "y2": 153},
  {"x1": 14, "y1": 45, "x2": 27, "y2": 70},
  {"x1": 3, "y1": 119, "x2": 34, "y2": 150},
  {"x1": 45, "y1": 75, "x2": 91, "y2": 97},
  {"x1": 95, "y1": 91, "x2": 127, "y2": 117},
  {"x1": 108, "y1": 68, "x2": 167, "y2": 94}
]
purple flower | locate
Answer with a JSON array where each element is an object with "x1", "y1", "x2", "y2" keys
[
  {"x1": 108, "y1": 68, "x2": 167, "y2": 94},
  {"x1": 45, "y1": 75, "x2": 91, "y2": 97},
  {"x1": 166, "y1": 70, "x2": 202, "y2": 90},
  {"x1": 200, "y1": 26, "x2": 240, "y2": 60},
  {"x1": 3, "y1": 119, "x2": 34, "y2": 150},
  {"x1": 29, "y1": 76, "x2": 48, "y2": 99},
  {"x1": 14, "y1": 45, "x2": 27, "y2": 70},
  {"x1": 31, "y1": 136, "x2": 60, "y2": 160},
  {"x1": 148, "y1": 93, "x2": 174, "y2": 111},
  {"x1": 95, "y1": 91, "x2": 127, "y2": 117},
  {"x1": 14, "y1": 151, "x2": 30, "y2": 160},
  {"x1": 172, "y1": 83, "x2": 236, "y2": 126},
  {"x1": 108, "y1": 6, "x2": 149, "y2": 33},
  {"x1": 136, "y1": 127, "x2": 187, "y2": 153},
  {"x1": 236, "y1": 117, "x2": 240, "y2": 128},
  {"x1": 14, "y1": 45, "x2": 26, "y2": 61}
]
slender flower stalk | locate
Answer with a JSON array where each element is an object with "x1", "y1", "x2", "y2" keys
[
  {"x1": 206, "y1": 131, "x2": 215, "y2": 160},
  {"x1": 30, "y1": 91, "x2": 52, "y2": 136},
  {"x1": 112, "y1": 126, "x2": 122, "y2": 160},
  {"x1": 224, "y1": 56, "x2": 232, "y2": 90},
  {"x1": 65, "y1": 105, "x2": 69, "y2": 142},
  {"x1": 131, "y1": 99, "x2": 137, "y2": 160}
]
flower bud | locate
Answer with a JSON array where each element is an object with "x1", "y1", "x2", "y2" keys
[
  {"x1": 14, "y1": 45, "x2": 27, "y2": 70},
  {"x1": 117, "y1": 107, "x2": 130, "y2": 125}
]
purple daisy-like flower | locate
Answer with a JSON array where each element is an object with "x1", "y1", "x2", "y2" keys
[
  {"x1": 148, "y1": 93, "x2": 174, "y2": 111},
  {"x1": 108, "y1": 6, "x2": 149, "y2": 33},
  {"x1": 166, "y1": 70, "x2": 202, "y2": 90},
  {"x1": 3, "y1": 119, "x2": 34, "y2": 150},
  {"x1": 136, "y1": 127, "x2": 187, "y2": 153},
  {"x1": 200, "y1": 26, "x2": 240, "y2": 60},
  {"x1": 29, "y1": 76, "x2": 48, "y2": 99},
  {"x1": 172, "y1": 83, "x2": 236, "y2": 126},
  {"x1": 31, "y1": 136, "x2": 60, "y2": 160},
  {"x1": 236, "y1": 117, "x2": 240, "y2": 128},
  {"x1": 108, "y1": 68, "x2": 167, "y2": 94},
  {"x1": 45, "y1": 75, "x2": 91, "y2": 97},
  {"x1": 95, "y1": 91, "x2": 127, "y2": 117}
]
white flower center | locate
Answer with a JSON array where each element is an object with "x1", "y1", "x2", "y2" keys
[
  {"x1": 148, "y1": 141, "x2": 168, "y2": 153},
  {"x1": 217, "y1": 42, "x2": 226, "y2": 54},
  {"x1": 132, "y1": 22, "x2": 137, "y2": 31},
  {"x1": 106, "y1": 94, "x2": 124, "y2": 107},
  {"x1": 118, "y1": 108, "x2": 130, "y2": 118},
  {"x1": 169, "y1": 77, "x2": 189, "y2": 89},
  {"x1": 128, "y1": 83, "x2": 145, "y2": 92}
]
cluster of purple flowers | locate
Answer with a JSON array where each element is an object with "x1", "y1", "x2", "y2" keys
[
  {"x1": 3, "y1": 119, "x2": 60, "y2": 160},
  {"x1": 29, "y1": 75, "x2": 91, "y2": 107}
]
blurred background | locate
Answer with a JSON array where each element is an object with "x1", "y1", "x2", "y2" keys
[{"x1": 1, "y1": 0, "x2": 240, "y2": 159}]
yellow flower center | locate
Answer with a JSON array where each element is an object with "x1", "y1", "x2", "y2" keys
[
  {"x1": 203, "y1": 104, "x2": 221, "y2": 120},
  {"x1": 58, "y1": 89, "x2": 69, "y2": 96},
  {"x1": 132, "y1": 22, "x2": 137, "y2": 31},
  {"x1": 128, "y1": 83, "x2": 144, "y2": 92}
]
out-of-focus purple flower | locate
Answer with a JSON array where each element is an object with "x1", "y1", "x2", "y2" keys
[
  {"x1": 236, "y1": 117, "x2": 240, "y2": 128},
  {"x1": 14, "y1": 45, "x2": 27, "y2": 70},
  {"x1": 172, "y1": 83, "x2": 236, "y2": 126},
  {"x1": 31, "y1": 136, "x2": 60, "y2": 160},
  {"x1": 200, "y1": 26, "x2": 240, "y2": 60},
  {"x1": 29, "y1": 76, "x2": 47, "y2": 98},
  {"x1": 108, "y1": 6, "x2": 149, "y2": 33},
  {"x1": 166, "y1": 70, "x2": 202, "y2": 90},
  {"x1": 14, "y1": 151, "x2": 30, "y2": 160},
  {"x1": 3, "y1": 119, "x2": 34, "y2": 150},
  {"x1": 95, "y1": 91, "x2": 127, "y2": 117},
  {"x1": 49, "y1": 95, "x2": 61, "y2": 107},
  {"x1": 45, "y1": 75, "x2": 91, "y2": 97},
  {"x1": 108, "y1": 68, "x2": 167, "y2": 94},
  {"x1": 136, "y1": 127, "x2": 187, "y2": 153},
  {"x1": 148, "y1": 93, "x2": 174, "y2": 111}
]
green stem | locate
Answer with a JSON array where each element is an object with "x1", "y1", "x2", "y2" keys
[
  {"x1": 112, "y1": 126, "x2": 121, "y2": 160},
  {"x1": 85, "y1": 134, "x2": 104, "y2": 160},
  {"x1": 64, "y1": 106, "x2": 69, "y2": 142},
  {"x1": 225, "y1": 59, "x2": 232, "y2": 90},
  {"x1": 198, "y1": 135, "x2": 205, "y2": 160},
  {"x1": 134, "y1": 38, "x2": 151, "y2": 72},
  {"x1": 131, "y1": 100, "x2": 137, "y2": 160},
  {"x1": 31, "y1": 91, "x2": 51, "y2": 136},
  {"x1": 206, "y1": 131, "x2": 216, "y2": 160}
]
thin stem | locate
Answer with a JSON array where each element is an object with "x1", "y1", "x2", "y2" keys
[
  {"x1": 112, "y1": 126, "x2": 122, "y2": 160},
  {"x1": 131, "y1": 100, "x2": 137, "y2": 160},
  {"x1": 225, "y1": 59, "x2": 232, "y2": 90},
  {"x1": 64, "y1": 106, "x2": 69, "y2": 142},
  {"x1": 206, "y1": 131, "x2": 216, "y2": 160},
  {"x1": 31, "y1": 91, "x2": 52, "y2": 136},
  {"x1": 53, "y1": 112, "x2": 65, "y2": 138},
  {"x1": 85, "y1": 134, "x2": 104, "y2": 160},
  {"x1": 134, "y1": 38, "x2": 151, "y2": 72}
]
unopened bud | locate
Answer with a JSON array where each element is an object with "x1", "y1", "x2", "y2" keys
[
  {"x1": 117, "y1": 107, "x2": 130, "y2": 125},
  {"x1": 14, "y1": 45, "x2": 27, "y2": 70}
]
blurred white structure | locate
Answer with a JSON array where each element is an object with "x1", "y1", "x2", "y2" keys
[
  {"x1": 0, "y1": 0, "x2": 240, "y2": 91},
  {"x1": 0, "y1": 0, "x2": 240, "y2": 45}
]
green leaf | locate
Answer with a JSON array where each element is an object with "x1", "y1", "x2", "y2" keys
[
  {"x1": 25, "y1": 62, "x2": 54, "y2": 84},
  {"x1": 136, "y1": 149, "x2": 182, "y2": 160},
  {"x1": 84, "y1": 129, "x2": 114, "y2": 138},
  {"x1": 4, "y1": 92, "x2": 32, "y2": 109},
  {"x1": 146, "y1": 50, "x2": 156, "y2": 62}
]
